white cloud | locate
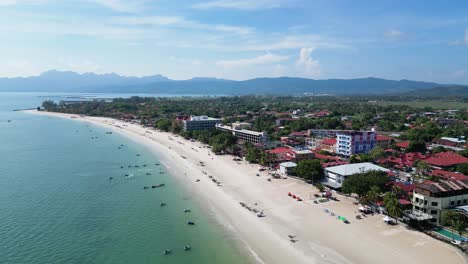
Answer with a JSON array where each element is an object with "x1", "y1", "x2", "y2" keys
[
  {"x1": 114, "y1": 16, "x2": 254, "y2": 35},
  {"x1": 384, "y1": 29, "x2": 405, "y2": 40},
  {"x1": 89, "y1": 0, "x2": 146, "y2": 13},
  {"x1": 242, "y1": 35, "x2": 348, "y2": 51},
  {"x1": 296, "y1": 47, "x2": 321, "y2": 77},
  {"x1": 465, "y1": 29, "x2": 468, "y2": 45},
  {"x1": 451, "y1": 69, "x2": 465, "y2": 78},
  {"x1": 0, "y1": 0, "x2": 47, "y2": 6},
  {"x1": 192, "y1": 0, "x2": 292, "y2": 10},
  {"x1": 217, "y1": 53, "x2": 288, "y2": 68},
  {"x1": 448, "y1": 29, "x2": 468, "y2": 46}
]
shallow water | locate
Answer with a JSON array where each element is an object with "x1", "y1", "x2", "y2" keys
[{"x1": 0, "y1": 93, "x2": 250, "y2": 264}]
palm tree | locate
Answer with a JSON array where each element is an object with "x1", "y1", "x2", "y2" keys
[
  {"x1": 452, "y1": 218, "x2": 466, "y2": 243},
  {"x1": 366, "y1": 186, "x2": 381, "y2": 206},
  {"x1": 384, "y1": 192, "x2": 402, "y2": 223}
]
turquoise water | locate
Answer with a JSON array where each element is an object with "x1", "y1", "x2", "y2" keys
[
  {"x1": 0, "y1": 93, "x2": 250, "y2": 264},
  {"x1": 435, "y1": 228, "x2": 468, "y2": 242}
]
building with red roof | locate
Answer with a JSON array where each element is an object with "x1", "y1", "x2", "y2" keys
[
  {"x1": 396, "y1": 141, "x2": 410, "y2": 149},
  {"x1": 430, "y1": 169, "x2": 468, "y2": 181},
  {"x1": 425, "y1": 152, "x2": 468, "y2": 168},
  {"x1": 376, "y1": 135, "x2": 393, "y2": 149}
]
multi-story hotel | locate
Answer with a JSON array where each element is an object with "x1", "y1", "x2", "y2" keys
[
  {"x1": 336, "y1": 131, "x2": 376, "y2": 157},
  {"x1": 412, "y1": 179, "x2": 468, "y2": 224},
  {"x1": 183, "y1": 115, "x2": 222, "y2": 131},
  {"x1": 216, "y1": 123, "x2": 268, "y2": 144}
]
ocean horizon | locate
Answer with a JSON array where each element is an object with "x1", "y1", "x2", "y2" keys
[{"x1": 0, "y1": 93, "x2": 251, "y2": 264}]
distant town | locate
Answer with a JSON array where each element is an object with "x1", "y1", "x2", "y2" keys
[{"x1": 41, "y1": 95, "x2": 468, "y2": 249}]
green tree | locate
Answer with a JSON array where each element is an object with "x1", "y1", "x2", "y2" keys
[
  {"x1": 342, "y1": 170, "x2": 389, "y2": 197},
  {"x1": 406, "y1": 141, "x2": 427, "y2": 153},
  {"x1": 42, "y1": 100, "x2": 57, "y2": 111},
  {"x1": 293, "y1": 159, "x2": 323, "y2": 183},
  {"x1": 366, "y1": 186, "x2": 381, "y2": 205},
  {"x1": 456, "y1": 163, "x2": 468, "y2": 175},
  {"x1": 314, "y1": 182, "x2": 325, "y2": 192},
  {"x1": 383, "y1": 191, "x2": 402, "y2": 223},
  {"x1": 369, "y1": 147, "x2": 385, "y2": 160},
  {"x1": 155, "y1": 118, "x2": 172, "y2": 132}
]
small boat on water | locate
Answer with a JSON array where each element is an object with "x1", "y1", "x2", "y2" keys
[
  {"x1": 136, "y1": 154, "x2": 141, "y2": 156},
  {"x1": 143, "y1": 186, "x2": 149, "y2": 189},
  {"x1": 146, "y1": 173, "x2": 151, "y2": 175},
  {"x1": 187, "y1": 221, "x2": 195, "y2": 225},
  {"x1": 120, "y1": 166, "x2": 124, "y2": 169},
  {"x1": 109, "y1": 177, "x2": 113, "y2": 180},
  {"x1": 184, "y1": 245, "x2": 191, "y2": 251},
  {"x1": 152, "y1": 183, "x2": 165, "y2": 188},
  {"x1": 160, "y1": 202, "x2": 166, "y2": 206},
  {"x1": 135, "y1": 165, "x2": 140, "y2": 168},
  {"x1": 106, "y1": 132, "x2": 112, "y2": 134},
  {"x1": 155, "y1": 163, "x2": 160, "y2": 166},
  {"x1": 163, "y1": 249, "x2": 171, "y2": 255},
  {"x1": 184, "y1": 209, "x2": 191, "y2": 213}
]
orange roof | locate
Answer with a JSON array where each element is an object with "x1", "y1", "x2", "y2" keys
[
  {"x1": 396, "y1": 141, "x2": 410, "y2": 148},
  {"x1": 376, "y1": 135, "x2": 392, "y2": 141}
]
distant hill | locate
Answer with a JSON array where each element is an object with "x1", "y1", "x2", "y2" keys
[
  {"x1": 402, "y1": 85, "x2": 468, "y2": 97},
  {"x1": 0, "y1": 70, "x2": 456, "y2": 95}
]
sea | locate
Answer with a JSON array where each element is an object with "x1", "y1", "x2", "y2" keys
[{"x1": 0, "y1": 92, "x2": 250, "y2": 264}]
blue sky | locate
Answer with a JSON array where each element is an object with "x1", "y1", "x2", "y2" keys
[{"x1": 1, "y1": 0, "x2": 467, "y2": 83}]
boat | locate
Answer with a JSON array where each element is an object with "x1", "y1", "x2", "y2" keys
[
  {"x1": 146, "y1": 173, "x2": 151, "y2": 175},
  {"x1": 195, "y1": 179, "x2": 200, "y2": 182},
  {"x1": 106, "y1": 132, "x2": 112, "y2": 134},
  {"x1": 184, "y1": 245, "x2": 191, "y2": 251},
  {"x1": 152, "y1": 184, "x2": 165, "y2": 188},
  {"x1": 184, "y1": 209, "x2": 191, "y2": 213},
  {"x1": 187, "y1": 221, "x2": 195, "y2": 225},
  {"x1": 163, "y1": 249, "x2": 171, "y2": 255},
  {"x1": 143, "y1": 186, "x2": 149, "y2": 189},
  {"x1": 109, "y1": 177, "x2": 113, "y2": 180},
  {"x1": 160, "y1": 202, "x2": 166, "y2": 206},
  {"x1": 120, "y1": 166, "x2": 124, "y2": 169}
]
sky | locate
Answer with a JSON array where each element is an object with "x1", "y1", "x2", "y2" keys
[{"x1": 1, "y1": 0, "x2": 468, "y2": 83}]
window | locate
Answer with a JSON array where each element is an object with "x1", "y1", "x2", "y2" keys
[
  {"x1": 431, "y1": 202, "x2": 438, "y2": 206},
  {"x1": 415, "y1": 198, "x2": 420, "y2": 203},
  {"x1": 457, "y1": 200, "x2": 461, "y2": 205},
  {"x1": 450, "y1": 201, "x2": 455, "y2": 206},
  {"x1": 430, "y1": 210, "x2": 437, "y2": 215},
  {"x1": 464, "y1": 199, "x2": 467, "y2": 204},
  {"x1": 424, "y1": 200, "x2": 427, "y2": 205}
]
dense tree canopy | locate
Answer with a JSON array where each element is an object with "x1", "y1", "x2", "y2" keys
[
  {"x1": 293, "y1": 159, "x2": 323, "y2": 183},
  {"x1": 342, "y1": 170, "x2": 390, "y2": 197}
]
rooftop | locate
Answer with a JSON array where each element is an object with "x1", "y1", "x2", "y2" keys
[
  {"x1": 325, "y1": 162, "x2": 389, "y2": 176},
  {"x1": 189, "y1": 115, "x2": 222, "y2": 121},
  {"x1": 425, "y1": 152, "x2": 468, "y2": 167}
]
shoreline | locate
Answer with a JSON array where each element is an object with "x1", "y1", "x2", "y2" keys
[{"x1": 25, "y1": 110, "x2": 467, "y2": 264}]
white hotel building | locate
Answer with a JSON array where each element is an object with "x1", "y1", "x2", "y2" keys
[{"x1": 216, "y1": 123, "x2": 268, "y2": 144}]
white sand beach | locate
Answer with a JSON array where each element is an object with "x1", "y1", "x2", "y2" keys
[{"x1": 26, "y1": 110, "x2": 467, "y2": 264}]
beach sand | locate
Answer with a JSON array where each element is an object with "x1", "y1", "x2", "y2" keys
[{"x1": 26, "y1": 110, "x2": 467, "y2": 264}]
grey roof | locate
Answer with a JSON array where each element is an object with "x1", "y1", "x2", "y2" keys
[
  {"x1": 280, "y1": 162, "x2": 297, "y2": 168},
  {"x1": 325, "y1": 162, "x2": 389, "y2": 176}
]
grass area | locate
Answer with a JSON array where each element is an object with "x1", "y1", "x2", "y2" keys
[{"x1": 376, "y1": 100, "x2": 468, "y2": 110}]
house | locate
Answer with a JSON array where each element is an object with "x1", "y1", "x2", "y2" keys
[
  {"x1": 322, "y1": 162, "x2": 389, "y2": 189},
  {"x1": 376, "y1": 135, "x2": 393, "y2": 149},
  {"x1": 430, "y1": 170, "x2": 468, "y2": 181},
  {"x1": 425, "y1": 152, "x2": 468, "y2": 168},
  {"x1": 412, "y1": 179, "x2": 468, "y2": 224},
  {"x1": 396, "y1": 141, "x2": 410, "y2": 150},
  {"x1": 279, "y1": 162, "x2": 297, "y2": 175}
]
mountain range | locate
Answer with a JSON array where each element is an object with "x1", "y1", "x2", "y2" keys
[{"x1": 0, "y1": 70, "x2": 466, "y2": 96}]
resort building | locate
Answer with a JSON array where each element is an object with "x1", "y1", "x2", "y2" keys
[
  {"x1": 183, "y1": 115, "x2": 222, "y2": 131},
  {"x1": 322, "y1": 162, "x2": 389, "y2": 189},
  {"x1": 216, "y1": 123, "x2": 268, "y2": 144},
  {"x1": 336, "y1": 131, "x2": 376, "y2": 157},
  {"x1": 412, "y1": 179, "x2": 468, "y2": 224}
]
